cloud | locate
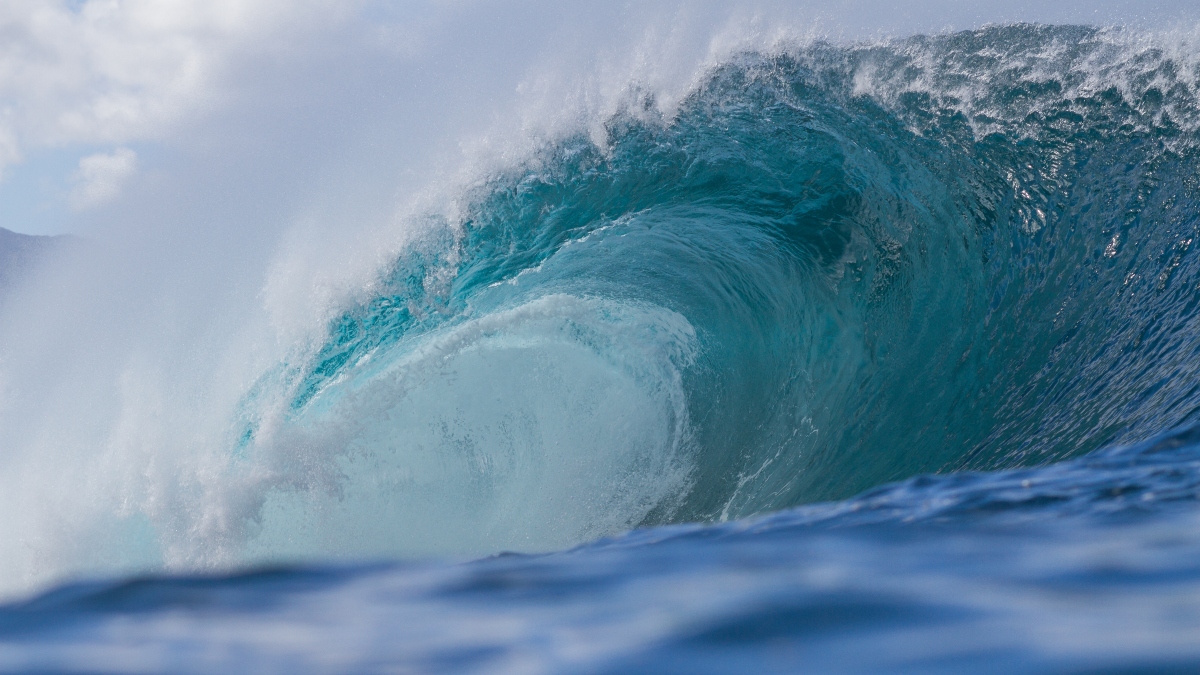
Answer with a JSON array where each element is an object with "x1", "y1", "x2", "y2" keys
[
  {"x1": 69, "y1": 146, "x2": 136, "y2": 210},
  {"x1": 0, "y1": 0, "x2": 353, "y2": 178}
]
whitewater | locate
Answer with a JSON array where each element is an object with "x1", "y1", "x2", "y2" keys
[{"x1": 2, "y1": 2, "x2": 1200, "y2": 672}]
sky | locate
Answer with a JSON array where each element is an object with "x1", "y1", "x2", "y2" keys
[{"x1": 0, "y1": 0, "x2": 1196, "y2": 236}]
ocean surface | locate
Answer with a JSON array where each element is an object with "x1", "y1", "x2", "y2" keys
[{"x1": 5, "y1": 22, "x2": 1200, "y2": 673}]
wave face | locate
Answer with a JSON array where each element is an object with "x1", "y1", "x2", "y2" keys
[{"x1": 226, "y1": 24, "x2": 1200, "y2": 561}]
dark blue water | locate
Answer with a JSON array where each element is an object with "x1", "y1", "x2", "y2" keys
[
  {"x1": 6, "y1": 24, "x2": 1200, "y2": 673},
  {"x1": 6, "y1": 426, "x2": 1200, "y2": 673}
]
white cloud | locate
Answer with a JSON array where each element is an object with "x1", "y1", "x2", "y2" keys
[
  {"x1": 69, "y1": 146, "x2": 136, "y2": 210},
  {"x1": 0, "y1": 0, "x2": 354, "y2": 178}
]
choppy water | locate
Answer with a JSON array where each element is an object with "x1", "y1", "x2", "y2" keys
[{"x1": 5, "y1": 23, "x2": 1200, "y2": 673}]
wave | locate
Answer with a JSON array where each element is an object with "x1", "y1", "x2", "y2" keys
[
  {"x1": 223, "y1": 24, "x2": 1200, "y2": 561},
  {"x1": 2, "y1": 23, "x2": 1200, "y2": 591}
]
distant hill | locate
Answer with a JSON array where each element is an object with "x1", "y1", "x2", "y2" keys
[{"x1": 0, "y1": 227, "x2": 70, "y2": 290}]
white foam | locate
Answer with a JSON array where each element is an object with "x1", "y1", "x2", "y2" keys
[{"x1": 238, "y1": 294, "x2": 697, "y2": 563}]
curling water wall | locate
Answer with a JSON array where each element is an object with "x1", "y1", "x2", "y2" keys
[
  {"x1": 1, "y1": 13, "x2": 1199, "y2": 598},
  {"x1": 238, "y1": 25, "x2": 1200, "y2": 556}
]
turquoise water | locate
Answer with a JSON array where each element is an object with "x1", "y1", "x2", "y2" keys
[{"x1": 5, "y1": 24, "x2": 1200, "y2": 673}]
